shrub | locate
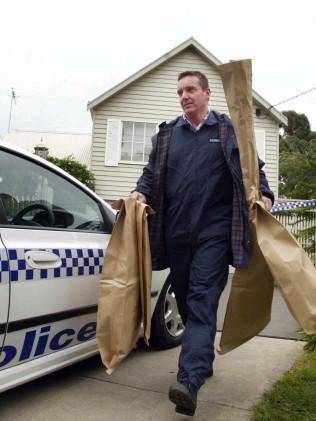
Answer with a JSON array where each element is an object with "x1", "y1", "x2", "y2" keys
[
  {"x1": 47, "y1": 156, "x2": 95, "y2": 191},
  {"x1": 299, "y1": 330, "x2": 316, "y2": 352}
]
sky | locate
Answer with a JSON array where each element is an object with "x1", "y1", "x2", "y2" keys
[{"x1": 1, "y1": 0, "x2": 316, "y2": 138}]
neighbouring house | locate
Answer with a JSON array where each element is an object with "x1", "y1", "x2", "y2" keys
[
  {"x1": 88, "y1": 37, "x2": 287, "y2": 202},
  {"x1": 3, "y1": 130, "x2": 92, "y2": 168}
]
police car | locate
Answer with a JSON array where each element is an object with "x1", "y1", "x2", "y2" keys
[{"x1": 0, "y1": 142, "x2": 184, "y2": 393}]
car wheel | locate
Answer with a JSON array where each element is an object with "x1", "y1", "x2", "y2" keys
[{"x1": 150, "y1": 275, "x2": 185, "y2": 348}]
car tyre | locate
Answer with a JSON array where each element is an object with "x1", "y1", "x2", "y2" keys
[{"x1": 150, "y1": 275, "x2": 185, "y2": 348}]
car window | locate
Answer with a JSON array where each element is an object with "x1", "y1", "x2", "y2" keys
[{"x1": 0, "y1": 149, "x2": 111, "y2": 232}]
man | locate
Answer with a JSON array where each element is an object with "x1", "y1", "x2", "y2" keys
[{"x1": 131, "y1": 71, "x2": 273, "y2": 416}]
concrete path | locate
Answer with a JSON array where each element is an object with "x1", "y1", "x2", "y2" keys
[
  {"x1": 0, "y1": 280, "x2": 303, "y2": 420},
  {"x1": 0, "y1": 334, "x2": 304, "y2": 420},
  {"x1": 218, "y1": 276, "x2": 300, "y2": 339}
]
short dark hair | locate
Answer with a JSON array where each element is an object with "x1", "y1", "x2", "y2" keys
[{"x1": 178, "y1": 71, "x2": 209, "y2": 90}]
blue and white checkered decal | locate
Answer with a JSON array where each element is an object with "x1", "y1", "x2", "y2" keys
[
  {"x1": 0, "y1": 248, "x2": 9, "y2": 284},
  {"x1": 0, "y1": 248, "x2": 105, "y2": 283},
  {"x1": 271, "y1": 198, "x2": 316, "y2": 213}
]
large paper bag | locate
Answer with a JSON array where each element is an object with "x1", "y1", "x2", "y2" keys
[
  {"x1": 219, "y1": 210, "x2": 274, "y2": 353},
  {"x1": 218, "y1": 59, "x2": 316, "y2": 354},
  {"x1": 96, "y1": 197, "x2": 154, "y2": 373},
  {"x1": 256, "y1": 203, "x2": 316, "y2": 334}
]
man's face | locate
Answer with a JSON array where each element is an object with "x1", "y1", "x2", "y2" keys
[{"x1": 177, "y1": 76, "x2": 211, "y2": 119}]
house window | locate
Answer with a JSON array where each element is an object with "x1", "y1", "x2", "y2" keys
[{"x1": 121, "y1": 121, "x2": 157, "y2": 163}]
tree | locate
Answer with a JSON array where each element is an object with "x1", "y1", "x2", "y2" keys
[
  {"x1": 279, "y1": 111, "x2": 316, "y2": 199},
  {"x1": 308, "y1": 130, "x2": 316, "y2": 141},
  {"x1": 47, "y1": 156, "x2": 95, "y2": 191},
  {"x1": 282, "y1": 110, "x2": 311, "y2": 140}
]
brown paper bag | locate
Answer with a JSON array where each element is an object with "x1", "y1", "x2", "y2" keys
[
  {"x1": 256, "y1": 203, "x2": 316, "y2": 334},
  {"x1": 96, "y1": 197, "x2": 154, "y2": 373},
  {"x1": 218, "y1": 59, "x2": 316, "y2": 354},
  {"x1": 219, "y1": 210, "x2": 274, "y2": 354}
]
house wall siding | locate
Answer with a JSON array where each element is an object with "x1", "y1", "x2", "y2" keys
[{"x1": 91, "y1": 48, "x2": 279, "y2": 202}]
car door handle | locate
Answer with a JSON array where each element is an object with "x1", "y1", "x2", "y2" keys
[{"x1": 25, "y1": 250, "x2": 62, "y2": 269}]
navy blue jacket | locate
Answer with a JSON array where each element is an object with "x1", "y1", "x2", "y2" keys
[{"x1": 135, "y1": 111, "x2": 274, "y2": 270}]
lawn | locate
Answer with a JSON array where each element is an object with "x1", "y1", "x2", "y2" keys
[{"x1": 251, "y1": 350, "x2": 316, "y2": 421}]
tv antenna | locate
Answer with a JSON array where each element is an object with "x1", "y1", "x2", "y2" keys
[{"x1": 8, "y1": 88, "x2": 18, "y2": 133}]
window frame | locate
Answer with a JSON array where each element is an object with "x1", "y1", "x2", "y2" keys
[
  {"x1": 119, "y1": 120, "x2": 158, "y2": 165},
  {"x1": 254, "y1": 128, "x2": 266, "y2": 161}
]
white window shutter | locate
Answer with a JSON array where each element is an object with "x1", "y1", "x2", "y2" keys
[
  {"x1": 105, "y1": 119, "x2": 122, "y2": 166},
  {"x1": 254, "y1": 129, "x2": 266, "y2": 161}
]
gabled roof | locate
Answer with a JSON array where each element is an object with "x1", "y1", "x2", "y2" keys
[{"x1": 87, "y1": 37, "x2": 287, "y2": 126}]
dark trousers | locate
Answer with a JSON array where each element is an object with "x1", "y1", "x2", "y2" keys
[{"x1": 166, "y1": 235, "x2": 230, "y2": 389}]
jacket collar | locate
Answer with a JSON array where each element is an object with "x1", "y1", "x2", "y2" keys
[{"x1": 174, "y1": 111, "x2": 219, "y2": 130}]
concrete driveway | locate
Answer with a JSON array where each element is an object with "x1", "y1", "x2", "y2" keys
[
  {"x1": 0, "y1": 335, "x2": 303, "y2": 420},
  {"x1": 0, "y1": 280, "x2": 303, "y2": 420},
  {"x1": 217, "y1": 276, "x2": 300, "y2": 340}
]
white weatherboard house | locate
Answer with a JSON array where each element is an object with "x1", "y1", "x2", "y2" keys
[{"x1": 88, "y1": 38, "x2": 287, "y2": 203}]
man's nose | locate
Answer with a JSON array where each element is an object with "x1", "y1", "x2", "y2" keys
[{"x1": 181, "y1": 90, "x2": 189, "y2": 100}]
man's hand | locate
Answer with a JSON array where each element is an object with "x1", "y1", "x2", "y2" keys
[
  {"x1": 130, "y1": 191, "x2": 147, "y2": 203},
  {"x1": 262, "y1": 195, "x2": 273, "y2": 211}
]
